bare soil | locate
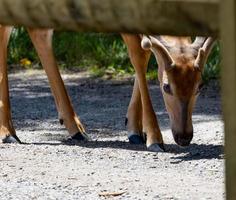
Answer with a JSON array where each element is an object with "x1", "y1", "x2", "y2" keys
[{"x1": 0, "y1": 70, "x2": 224, "y2": 200}]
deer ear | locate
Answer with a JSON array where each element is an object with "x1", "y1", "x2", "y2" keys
[{"x1": 141, "y1": 35, "x2": 152, "y2": 50}]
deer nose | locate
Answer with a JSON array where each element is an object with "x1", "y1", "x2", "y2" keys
[{"x1": 173, "y1": 131, "x2": 193, "y2": 146}]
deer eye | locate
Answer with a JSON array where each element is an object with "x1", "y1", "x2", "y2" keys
[{"x1": 163, "y1": 83, "x2": 172, "y2": 95}]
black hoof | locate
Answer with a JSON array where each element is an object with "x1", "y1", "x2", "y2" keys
[
  {"x1": 59, "y1": 119, "x2": 64, "y2": 125},
  {"x1": 66, "y1": 132, "x2": 90, "y2": 143},
  {"x1": 71, "y1": 132, "x2": 87, "y2": 141},
  {"x1": 128, "y1": 133, "x2": 146, "y2": 144},
  {"x1": 147, "y1": 143, "x2": 165, "y2": 152},
  {"x1": 158, "y1": 143, "x2": 165, "y2": 152},
  {"x1": 125, "y1": 118, "x2": 128, "y2": 126},
  {"x1": 2, "y1": 135, "x2": 22, "y2": 144}
]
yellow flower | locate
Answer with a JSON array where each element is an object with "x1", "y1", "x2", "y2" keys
[{"x1": 20, "y1": 58, "x2": 32, "y2": 67}]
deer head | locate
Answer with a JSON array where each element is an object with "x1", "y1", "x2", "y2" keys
[{"x1": 141, "y1": 35, "x2": 216, "y2": 146}]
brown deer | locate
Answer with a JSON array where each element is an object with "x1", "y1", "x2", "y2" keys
[
  {"x1": 122, "y1": 34, "x2": 216, "y2": 151},
  {"x1": 0, "y1": 26, "x2": 216, "y2": 152},
  {"x1": 0, "y1": 26, "x2": 89, "y2": 144}
]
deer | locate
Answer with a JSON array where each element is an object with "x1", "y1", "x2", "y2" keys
[
  {"x1": 0, "y1": 26, "x2": 89, "y2": 144},
  {"x1": 0, "y1": 25, "x2": 216, "y2": 152},
  {"x1": 122, "y1": 34, "x2": 216, "y2": 151}
]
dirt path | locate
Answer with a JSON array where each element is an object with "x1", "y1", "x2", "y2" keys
[{"x1": 0, "y1": 70, "x2": 224, "y2": 200}]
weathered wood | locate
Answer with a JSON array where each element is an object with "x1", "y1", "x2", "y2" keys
[
  {"x1": 220, "y1": 0, "x2": 236, "y2": 199},
  {"x1": 0, "y1": 0, "x2": 219, "y2": 36}
]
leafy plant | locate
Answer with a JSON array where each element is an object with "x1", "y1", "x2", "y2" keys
[
  {"x1": 7, "y1": 29, "x2": 221, "y2": 82},
  {"x1": 202, "y1": 42, "x2": 221, "y2": 83}
]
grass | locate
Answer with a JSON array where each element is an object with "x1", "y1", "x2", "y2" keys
[{"x1": 7, "y1": 28, "x2": 220, "y2": 82}]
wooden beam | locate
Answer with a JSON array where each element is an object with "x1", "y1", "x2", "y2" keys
[
  {"x1": 220, "y1": 0, "x2": 236, "y2": 199},
  {"x1": 0, "y1": 0, "x2": 219, "y2": 36}
]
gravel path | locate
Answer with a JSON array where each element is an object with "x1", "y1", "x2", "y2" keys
[{"x1": 0, "y1": 70, "x2": 224, "y2": 200}]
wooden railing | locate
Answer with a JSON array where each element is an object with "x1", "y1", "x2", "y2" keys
[
  {"x1": 220, "y1": 1, "x2": 236, "y2": 200},
  {"x1": 0, "y1": 0, "x2": 219, "y2": 35},
  {"x1": 0, "y1": 0, "x2": 234, "y2": 199}
]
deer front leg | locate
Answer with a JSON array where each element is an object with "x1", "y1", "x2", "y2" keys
[
  {"x1": 122, "y1": 34, "x2": 164, "y2": 152},
  {"x1": 122, "y1": 34, "x2": 149, "y2": 144},
  {"x1": 0, "y1": 26, "x2": 21, "y2": 143},
  {"x1": 27, "y1": 28, "x2": 88, "y2": 141}
]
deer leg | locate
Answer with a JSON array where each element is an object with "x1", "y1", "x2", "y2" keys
[
  {"x1": 122, "y1": 34, "x2": 164, "y2": 152},
  {"x1": 27, "y1": 28, "x2": 88, "y2": 141},
  {"x1": 122, "y1": 34, "x2": 148, "y2": 144},
  {"x1": 0, "y1": 26, "x2": 21, "y2": 143},
  {"x1": 126, "y1": 77, "x2": 146, "y2": 144}
]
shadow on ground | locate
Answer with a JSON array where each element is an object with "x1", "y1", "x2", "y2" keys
[{"x1": 10, "y1": 71, "x2": 222, "y2": 133}]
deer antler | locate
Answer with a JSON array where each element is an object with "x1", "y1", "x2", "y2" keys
[
  {"x1": 194, "y1": 37, "x2": 217, "y2": 70},
  {"x1": 154, "y1": 36, "x2": 173, "y2": 49},
  {"x1": 202, "y1": 37, "x2": 217, "y2": 56},
  {"x1": 191, "y1": 37, "x2": 207, "y2": 49},
  {"x1": 141, "y1": 35, "x2": 175, "y2": 71}
]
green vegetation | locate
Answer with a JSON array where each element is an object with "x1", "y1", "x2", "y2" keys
[
  {"x1": 9, "y1": 28, "x2": 38, "y2": 64},
  {"x1": 8, "y1": 28, "x2": 220, "y2": 82},
  {"x1": 203, "y1": 42, "x2": 221, "y2": 82}
]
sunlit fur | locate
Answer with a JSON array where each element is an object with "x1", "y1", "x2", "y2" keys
[
  {"x1": 160, "y1": 56, "x2": 201, "y2": 146},
  {"x1": 152, "y1": 36, "x2": 213, "y2": 146}
]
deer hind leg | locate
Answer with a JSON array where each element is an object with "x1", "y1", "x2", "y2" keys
[
  {"x1": 0, "y1": 26, "x2": 21, "y2": 143},
  {"x1": 27, "y1": 28, "x2": 88, "y2": 141},
  {"x1": 122, "y1": 34, "x2": 164, "y2": 152},
  {"x1": 126, "y1": 77, "x2": 146, "y2": 144}
]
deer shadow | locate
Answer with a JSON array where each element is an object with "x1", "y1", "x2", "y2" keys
[{"x1": 27, "y1": 138, "x2": 223, "y2": 161}]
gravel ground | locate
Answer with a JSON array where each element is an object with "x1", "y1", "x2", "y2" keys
[{"x1": 0, "y1": 70, "x2": 224, "y2": 200}]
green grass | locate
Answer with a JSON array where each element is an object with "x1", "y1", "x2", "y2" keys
[
  {"x1": 202, "y1": 42, "x2": 221, "y2": 83},
  {"x1": 7, "y1": 28, "x2": 220, "y2": 82}
]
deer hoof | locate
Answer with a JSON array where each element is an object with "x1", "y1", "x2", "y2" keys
[
  {"x1": 147, "y1": 143, "x2": 165, "y2": 152},
  {"x1": 2, "y1": 135, "x2": 22, "y2": 144},
  {"x1": 67, "y1": 132, "x2": 90, "y2": 142},
  {"x1": 125, "y1": 117, "x2": 128, "y2": 126},
  {"x1": 59, "y1": 119, "x2": 64, "y2": 125},
  {"x1": 128, "y1": 132, "x2": 146, "y2": 144}
]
